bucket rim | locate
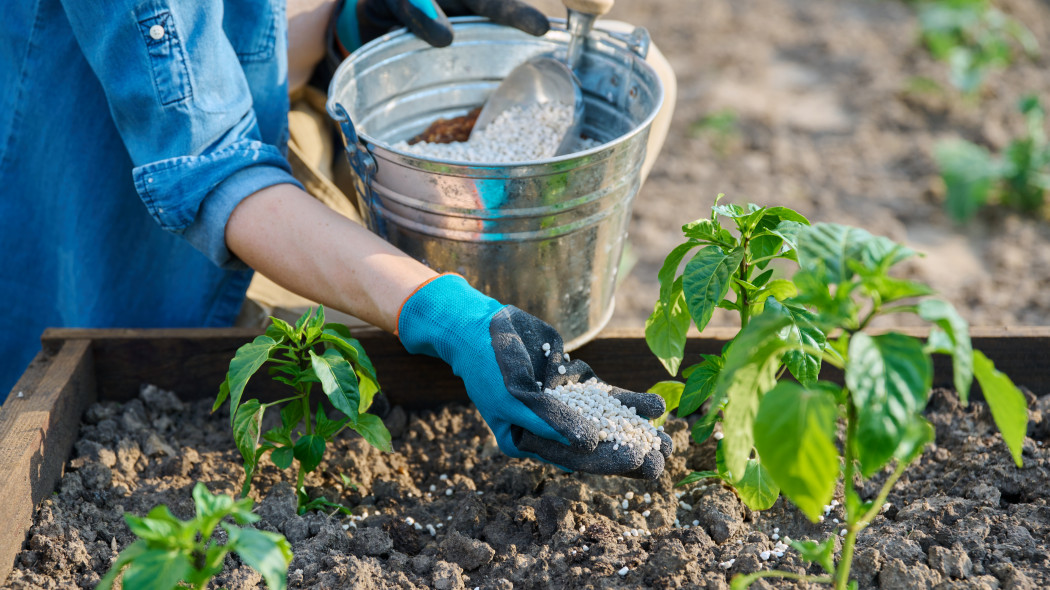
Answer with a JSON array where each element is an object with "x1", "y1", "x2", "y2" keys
[{"x1": 326, "y1": 16, "x2": 665, "y2": 169}]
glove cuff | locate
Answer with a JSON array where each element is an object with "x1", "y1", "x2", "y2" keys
[
  {"x1": 334, "y1": 0, "x2": 363, "y2": 55},
  {"x1": 397, "y1": 274, "x2": 504, "y2": 362}
]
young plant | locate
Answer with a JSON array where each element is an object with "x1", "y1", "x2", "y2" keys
[
  {"x1": 937, "y1": 95, "x2": 1050, "y2": 221},
  {"x1": 716, "y1": 222, "x2": 1029, "y2": 590},
  {"x1": 98, "y1": 483, "x2": 292, "y2": 590},
  {"x1": 214, "y1": 306, "x2": 391, "y2": 512},
  {"x1": 912, "y1": 0, "x2": 1038, "y2": 96},
  {"x1": 645, "y1": 197, "x2": 825, "y2": 510}
]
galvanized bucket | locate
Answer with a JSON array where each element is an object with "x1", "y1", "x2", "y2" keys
[{"x1": 327, "y1": 17, "x2": 663, "y2": 349}]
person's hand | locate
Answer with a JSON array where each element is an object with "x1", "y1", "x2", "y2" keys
[
  {"x1": 397, "y1": 274, "x2": 673, "y2": 480},
  {"x1": 337, "y1": 0, "x2": 550, "y2": 51}
]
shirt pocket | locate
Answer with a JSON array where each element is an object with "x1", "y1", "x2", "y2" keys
[
  {"x1": 136, "y1": 8, "x2": 192, "y2": 106},
  {"x1": 223, "y1": 0, "x2": 280, "y2": 63}
]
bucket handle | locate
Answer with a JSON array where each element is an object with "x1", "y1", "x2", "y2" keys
[
  {"x1": 599, "y1": 25, "x2": 651, "y2": 59},
  {"x1": 331, "y1": 103, "x2": 380, "y2": 229}
]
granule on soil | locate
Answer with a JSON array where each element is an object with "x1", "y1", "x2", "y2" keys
[{"x1": 3, "y1": 385, "x2": 1048, "y2": 590}]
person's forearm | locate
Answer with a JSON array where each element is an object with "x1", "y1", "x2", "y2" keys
[{"x1": 225, "y1": 183, "x2": 438, "y2": 333}]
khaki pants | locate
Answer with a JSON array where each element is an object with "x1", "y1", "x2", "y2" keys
[{"x1": 241, "y1": 29, "x2": 677, "y2": 327}]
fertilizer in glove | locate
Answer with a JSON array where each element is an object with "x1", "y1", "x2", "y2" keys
[{"x1": 546, "y1": 378, "x2": 663, "y2": 453}]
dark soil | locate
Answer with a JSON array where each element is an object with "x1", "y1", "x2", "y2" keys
[{"x1": 4, "y1": 382, "x2": 1048, "y2": 590}]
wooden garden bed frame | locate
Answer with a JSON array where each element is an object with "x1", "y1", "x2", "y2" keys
[{"x1": 1, "y1": 326, "x2": 1048, "y2": 584}]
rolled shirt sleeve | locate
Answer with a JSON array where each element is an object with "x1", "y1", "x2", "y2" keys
[{"x1": 59, "y1": 0, "x2": 302, "y2": 268}]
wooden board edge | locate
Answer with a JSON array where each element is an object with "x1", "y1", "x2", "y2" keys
[{"x1": 0, "y1": 340, "x2": 96, "y2": 587}]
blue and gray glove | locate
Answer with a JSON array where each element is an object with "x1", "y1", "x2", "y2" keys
[
  {"x1": 398, "y1": 274, "x2": 673, "y2": 480},
  {"x1": 336, "y1": 0, "x2": 550, "y2": 51}
]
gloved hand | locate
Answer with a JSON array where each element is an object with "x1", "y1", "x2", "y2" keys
[
  {"x1": 398, "y1": 274, "x2": 673, "y2": 480},
  {"x1": 336, "y1": 0, "x2": 550, "y2": 51}
]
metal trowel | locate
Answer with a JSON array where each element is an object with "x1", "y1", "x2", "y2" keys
[{"x1": 470, "y1": 0, "x2": 615, "y2": 156}]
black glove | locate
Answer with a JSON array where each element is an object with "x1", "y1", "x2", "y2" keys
[{"x1": 338, "y1": 0, "x2": 550, "y2": 51}]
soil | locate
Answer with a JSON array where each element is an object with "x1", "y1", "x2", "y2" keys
[
  {"x1": 529, "y1": 0, "x2": 1050, "y2": 331},
  {"x1": 4, "y1": 382, "x2": 1049, "y2": 590}
]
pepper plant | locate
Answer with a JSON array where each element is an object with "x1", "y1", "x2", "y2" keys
[
  {"x1": 214, "y1": 306, "x2": 391, "y2": 513},
  {"x1": 937, "y1": 95, "x2": 1049, "y2": 222},
  {"x1": 695, "y1": 222, "x2": 1028, "y2": 590},
  {"x1": 646, "y1": 197, "x2": 824, "y2": 510},
  {"x1": 98, "y1": 483, "x2": 292, "y2": 590}
]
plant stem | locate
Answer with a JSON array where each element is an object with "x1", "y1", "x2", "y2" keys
[
  {"x1": 262, "y1": 395, "x2": 302, "y2": 409},
  {"x1": 836, "y1": 403, "x2": 859, "y2": 590},
  {"x1": 738, "y1": 239, "x2": 752, "y2": 328},
  {"x1": 733, "y1": 570, "x2": 834, "y2": 588}
]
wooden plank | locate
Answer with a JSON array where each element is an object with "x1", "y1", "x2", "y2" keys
[
  {"x1": 0, "y1": 341, "x2": 96, "y2": 586},
  {"x1": 40, "y1": 326, "x2": 1050, "y2": 411}
]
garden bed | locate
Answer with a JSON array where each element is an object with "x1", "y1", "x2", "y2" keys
[{"x1": 1, "y1": 329, "x2": 1048, "y2": 589}]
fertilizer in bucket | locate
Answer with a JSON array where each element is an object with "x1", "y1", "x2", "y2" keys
[{"x1": 393, "y1": 102, "x2": 601, "y2": 163}]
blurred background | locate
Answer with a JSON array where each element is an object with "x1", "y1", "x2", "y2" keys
[{"x1": 526, "y1": 0, "x2": 1050, "y2": 331}]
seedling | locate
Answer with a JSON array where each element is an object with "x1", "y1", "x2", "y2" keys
[
  {"x1": 912, "y1": 0, "x2": 1038, "y2": 95},
  {"x1": 214, "y1": 306, "x2": 391, "y2": 512},
  {"x1": 98, "y1": 483, "x2": 292, "y2": 590},
  {"x1": 706, "y1": 222, "x2": 1029, "y2": 590},
  {"x1": 646, "y1": 197, "x2": 821, "y2": 510},
  {"x1": 937, "y1": 95, "x2": 1049, "y2": 221}
]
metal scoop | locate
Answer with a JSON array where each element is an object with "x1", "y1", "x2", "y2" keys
[{"x1": 471, "y1": 0, "x2": 615, "y2": 156}]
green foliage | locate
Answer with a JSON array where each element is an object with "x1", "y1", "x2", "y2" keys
[
  {"x1": 645, "y1": 197, "x2": 818, "y2": 511},
  {"x1": 97, "y1": 483, "x2": 292, "y2": 590},
  {"x1": 912, "y1": 0, "x2": 1038, "y2": 95},
  {"x1": 937, "y1": 95, "x2": 1050, "y2": 222},
  {"x1": 715, "y1": 221, "x2": 1028, "y2": 590},
  {"x1": 215, "y1": 307, "x2": 390, "y2": 512},
  {"x1": 689, "y1": 109, "x2": 740, "y2": 156}
]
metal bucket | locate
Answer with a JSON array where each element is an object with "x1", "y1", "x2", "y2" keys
[{"x1": 327, "y1": 17, "x2": 663, "y2": 349}]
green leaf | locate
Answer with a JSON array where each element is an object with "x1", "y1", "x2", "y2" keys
[
  {"x1": 309, "y1": 349, "x2": 360, "y2": 422},
  {"x1": 123, "y1": 511, "x2": 180, "y2": 545},
  {"x1": 919, "y1": 299, "x2": 974, "y2": 403},
  {"x1": 281, "y1": 402, "x2": 304, "y2": 430},
  {"x1": 733, "y1": 458, "x2": 781, "y2": 511},
  {"x1": 216, "y1": 335, "x2": 277, "y2": 421},
  {"x1": 271, "y1": 446, "x2": 294, "y2": 470},
  {"x1": 753, "y1": 382, "x2": 839, "y2": 521},
  {"x1": 936, "y1": 139, "x2": 997, "y2": 223},
  {"x1": 691, "y1": 406, "x2": 721, "y2": 444},
  {"x1": 233, "y1": 399, "x2": 264, "y2": 496},
  {"x1": 315, "y1": 405, "x2": 349, "y2": 440},
  {"x1": 305, "y1": 306, "x2": 326, "y2": 342},
  {"x1": 678, "y1": 354, "x2": 724, "y2": 416},
  {"x1": 354, "y1": 412, "x2": 393, "y2": 452},
  {"x1": 647, "y1": 381, "x2": 684, "y2": 427},
  {"x1": 226, "y1": 525, "x2": 293, "y2": 590},
  {"x1": 893, "y1": 416, "x2": 935, "y2": 464},
  {"x1": 682, "y1": 219, "x2": 727, "y2": 244},
  {"x1": 263, "y1": 425, "x2": 293, "y2": 448},
  {"x1": 267, "y1": 316, "x2": 297, "y2": 342},
  {"x1": 717, "y1": 311, "x2": 793, "y2": 478},
  {"x1": 754, "y1": 279, "x2": 797, "y2": 303},
  {"x1": 763, "y1": 206, "x2": 810, "y2": 226},
  {"x1": 765, "y1": 299, "x2": 826, "y2": 386},
  {"x1": 121, "y1": 548, "x2": 193, "y2": 590},
  {"x1": 846, "y1": 333, "x2": 933, "y2": 476},
  {"x1": 192, "y1": 482, "x2": 235, "y2": 536},
  {"x1": 293, "y1": 434, "x2": 326, "y2": 473},
  {"x1": 798, "y1": 224, "x2": 916, "y2": 286},
  {"x1": 645, "y1": 277, "x2": 692, "y2": 376},
  {"x1": 973, "y1": 351, "x2": 1028, "y2": 467},
  {"x1": 790, "y1": 538, "x2": 837, "y2": 575},
  {"x1": 683, "y1": 246, "x2": 746, "y2": 332},
  {"x1": 96, "y1": 540, "x2": 150, "y2": 590},
  {"x1": 675, "y1": 471, "x2": 719, "y2": 487}
]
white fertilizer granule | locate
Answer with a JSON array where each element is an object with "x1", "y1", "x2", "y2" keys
[
  {"x1": 545, "y1": 378, "x2": 662, "y2": 452},
  {"x1": 393, "y1": 102, "x2": 597, "y2": 163}
]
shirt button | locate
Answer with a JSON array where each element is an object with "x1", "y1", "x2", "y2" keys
[{"x1": 149, "y1": 25, "x2": 165, "y2": 40}]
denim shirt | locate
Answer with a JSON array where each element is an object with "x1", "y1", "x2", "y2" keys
[{"x1": 0, "y1": 0, "x2": 302, "y2": 397}]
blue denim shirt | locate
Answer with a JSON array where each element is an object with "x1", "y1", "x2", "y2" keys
[{"x1": 0, "y1": 0, "x2": 302, "y2": 397}]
